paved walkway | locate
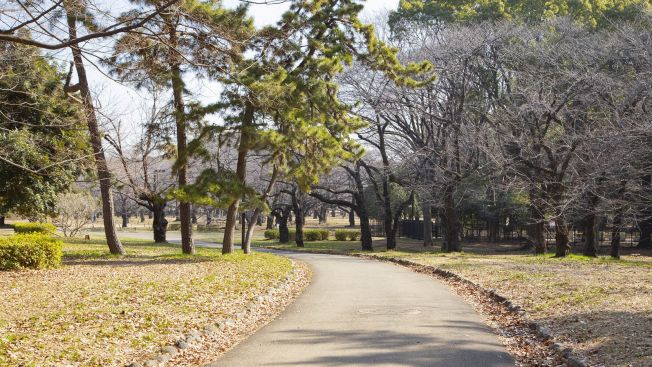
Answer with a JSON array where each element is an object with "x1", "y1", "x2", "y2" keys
[{"x1": 208, "y1": 251, "x2": 514, "y2": 367}]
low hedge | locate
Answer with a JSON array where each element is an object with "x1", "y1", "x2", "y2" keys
[
  {"x1": 304, "y1": 229, "x2": 322, "y2": 241},
  {"x1": 0, "y1": 234, "x2": 62, "y2": 270},
  {"x1": 264, "y1": 229, "x2": 279, "y2": 239},
  {"x1": 335, "y1": 229, "x2": 360, "y2": 241},
  {"x1": 13, "y1": 222, "x2": 56, "y2": 235},
  {"x1": 196, "y1": 224, "x2": 222, "y2": 232},
  {"x1": 264, "y1": 229, "x2": 297, "y2": 241},
  {"x1": 319, "y1": 229, "x2": 330, "y2": 240}
]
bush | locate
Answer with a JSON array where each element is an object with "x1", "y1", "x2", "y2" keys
[
  {"x1": 319, "y1": 229, "x2": 330, "y2": 240},
  {"x1": 334, "y1": 229, "x2": 360, "y2": 241},
  {"x1": 167, "y1": 223, "x2": 181, "y2": 231},
  {"x1": 196, "y1": 224, "x2": 222, "y2": 232},
  {"x1": 334, "y1": 230, "x2": 349, "y2": 241},
  {"x1": 348, "y1": 231, "x2": 361, "y2": 241},
  {"x1": 13, "y1": 222, "x2": 56, "y2": 235},
  {"x1": 304, "y1": 229, "x2": 322, "y2": 241},
  {"x1": 288, "y1": 229, "x2": 296, "y2": 241},
  {"x1": 0, "y1": 234, "x2": 62, "y2": 270},
  {"x1": 264, "y1": 229, "x2": 279, "y2": 239}
]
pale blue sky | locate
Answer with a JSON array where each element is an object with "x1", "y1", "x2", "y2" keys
[{"x1": 84, "y1": 0, "x2": 400, "y2": 132}]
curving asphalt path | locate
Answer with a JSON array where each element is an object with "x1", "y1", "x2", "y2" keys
[{"x1": 207, "y1": 251, "x2": 514, "y2": 367}]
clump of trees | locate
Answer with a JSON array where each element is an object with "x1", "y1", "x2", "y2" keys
[{"x1": 2, "y1": 0, "x2": 650, "y2": 259}]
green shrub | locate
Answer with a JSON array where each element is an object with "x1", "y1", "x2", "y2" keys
[
  {"x1": 288, "y1": 229, "x2": 296, "y2": 241},
  {"x1": 196, "y1": 224, "x2": 222, "y2": 232},
  {"x1": 334, "y1": 230, "x2": 348, "y2": 241},
  {"x1": 0, "y1": 234, "x2": 62, "y2": 270},
  {"x1": 13, "y1": 222, "x2": 56, "y2": 235},
  {"x1": 348, "y1": 231, "x2": 361, "y2": 241},
  {"x1": 304, "y1": 229, "x2": 322, "y2": 241},
  {"x1": 319, "y1": 229, "x2": 330, "y2": 240},
  {"x1": 167, "y1": 223, "x2": 181, "y2": 231},
  {"x1": 264, "y1": 229, "x2": 279, "y2": 239}
]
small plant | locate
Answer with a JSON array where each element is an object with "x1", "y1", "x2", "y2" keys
[
  {"x1": 319, "y1": 229, "x2": 330, "y2": 240},
  {"x1": 334, "y1": 229, "x2": 360, "y2": 241},
  {"x1": 264, "y1": 229, "x2": 280, "y2": 239},
  {"x1": 0, "y1": 234, "x2": 62, "y2": 270},
  {"x1": 335, "y1": 230, "x2": 348, "y2": 241},
  {"x1": 13, "y1": 222, "x2": 56, "y2": 235},
  {"x1": 53, "y1": 191, "x2": 98, "y2": 237},
  {"x1": 304, "y1": 229, "x2": 322, "y2": 241},
  {"x1": 348, "y1": 231, "x2": 361, "y2": 241}
]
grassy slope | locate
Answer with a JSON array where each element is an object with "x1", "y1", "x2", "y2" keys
[
  {"x1": 0, "y1": 238, "x2": 293, "y2": 367},
  {"x1": 258, "y1": 238, "x2": 652, "y2": 367}
]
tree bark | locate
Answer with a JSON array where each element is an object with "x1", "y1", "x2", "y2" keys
[
  {"x1": 442, "y1": 187, "x2": 461, "y2": 252},
  {"x1": 637, "y1": 174, "x2": 652, "y2": 249},
  {"x1": 582, "y1": 192, "x2": 600, "y2": 257},
  {"x1": 0, "y1": 215, "x2": 4, "y2": 226},
  {"x1": 165, "y1": 12, "x2": 193, "y2": 254},
  {"x1": 348, "y1": 208, "x2": 355, "y2": 227},
  {"x1": 121, "y1": 214, "x2": 129, "y2": 228},
  {"x1": 357, "y1": 205, "x2": 373, "y2": 251},
  {"x1": 422, "y1": 202, "x2": 433, "y2": 247},
  {"x1": 527, "y1": 188, "x2": 546, "y2": 253},
  {"x1": 222, "y1": 103, "x2": 254, "y2": 254},
  {"x1": 610, "y1": 212, "x2": 622, "y2": 259},
  {"x1": 65, "y1": 9, "x2": 124, "y2": 255},
  {"x1": 554, "y1": 217, "x2": 571, "y2": 257},
  {"x1": 278, "y1": 211, "x2": 289, "y2": 243},
  {"x1": 152, "y1": 203, "x2": 168, "y2": 243},
  {"x1": 266, "y1": 214, "x2": 274, "y2": 229}
]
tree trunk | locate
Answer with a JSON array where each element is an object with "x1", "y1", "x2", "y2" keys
[
  {"x1": 611, "y1": 212, "x2": 622, "y2": 259},
  {"x1": 278, "y1": 214, "x2": 289, "y2": 243},
  {"x1": 191, "y1": 207, "x2": 198, "y2": 224},
  {"x1": 582, "y1": 191, "x2": 600, "y2": 257},
  {"x1": 295, "y1": 207, "x2": 304, "y2": 248},
  {"x1": 152, "y1": 204, "x2": 168, "y2": 243},
  {"x1": 266, "y1": 214, "x2": 274, "y2": 229},
  {"x1": 348, "y1": 208, "x2": 355, "y2": 227},
  {"x1": 243, "y1": 207, "x2": 263, "y2": 254},
  {"x1": 637, "y1": 174, "x2": 652, "y2": 249},
  {"x1": 121, "y1": 214, "x2": 129, "y2": 228},
  {"x1": 165, "y1": 15, "x2": 194, "y2": 255},
  {"x1": 422, "y1": 202, "x2": 433, "y2": 247},
  {"x1": 0, "y1": 215, "x2": 5, "y2": 226},
  {"x1": 442, "y1": 187, "x2": 460, "y2": 252},
  {"x1": 206, "y1": 209, "x2": 212, "y2": 225},
  {"x1": 65, "y1": 10, "x2": 124, "y2": 255},
  {"x1": 554, "y1": 217, "x2": 570, "y2": 257},
  {"x1": 223, "y1": 104, "x2": 254, "y2": 254},
  {"x1": 357, "y1": 206, "x2": 373, "y2": 251},
  {"x1": 583, "y1": 213, "x2": 598, "y2": 257}
]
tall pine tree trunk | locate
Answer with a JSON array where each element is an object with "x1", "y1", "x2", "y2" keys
[
  {"x1": 223, "y1": 104, "x2": 254, "y2": 254},
  {"x1": 166, "y1": 18, "x2": 195, "y2": 254},
  {"x1": 66, "y1": 10, "x2": 123, "y2": 255}
]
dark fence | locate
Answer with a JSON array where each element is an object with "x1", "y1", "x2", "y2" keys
[{"x1": 378, "y1": 218, "x2": 641, "y2": 246}]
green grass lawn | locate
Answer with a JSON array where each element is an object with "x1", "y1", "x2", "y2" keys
[
  {"x1": 257, "y1": 238, "x2": 652, "y2": 367},
  {"x1": 0, "y1": 238, "x2": 293, "y2": 367}
]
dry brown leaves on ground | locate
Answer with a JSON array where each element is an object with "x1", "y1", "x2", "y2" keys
[{"x1": 0, "y1": 240, "x2": 304, "y2": 367}]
